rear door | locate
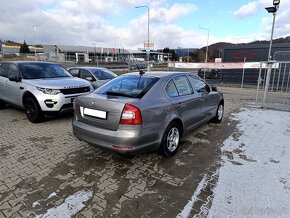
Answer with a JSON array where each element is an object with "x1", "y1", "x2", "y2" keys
[{"x1": 165, "y1": 75, "x2": 203, "y2": 130}]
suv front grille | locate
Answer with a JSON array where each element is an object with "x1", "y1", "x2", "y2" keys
[{"x1": 60, "y1": 86, "x2": 90, "y2": 95}]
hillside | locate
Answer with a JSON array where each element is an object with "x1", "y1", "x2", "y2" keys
[{"x1": 201, "y1": 36, "x2": 290, "y2": 51}]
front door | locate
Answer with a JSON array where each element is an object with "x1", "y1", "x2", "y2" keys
[
  {"x1": 188, "y1": 75, "x2": 218, "y2": 119},
  {"x1": 5, "y1": 63, "x2": 24, "y2": 106},
  {"x1": 0, "y1": 63, "x2": 9, "y2": 101}
]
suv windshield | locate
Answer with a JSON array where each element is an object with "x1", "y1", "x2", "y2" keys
[
  {"x1": 18, "y1": 62, "x2": 71, "y2": 79},
  {"x1": 92, "y1": 69, "x2": 117, "y2": 80},
  {"x1": 95, "y1": 75, "x2": 159, "y2": 98}
]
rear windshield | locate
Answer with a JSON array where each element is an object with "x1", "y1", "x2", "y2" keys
[
  {"x1": 18, "y1": 62, "x2": 72, "y2": 79},
  {"x1": 92, "y1": 69, "x2": 117, "y2": 80},
  {"x1": 95, "y1": 75, "x2": 159, "y2": 98}
]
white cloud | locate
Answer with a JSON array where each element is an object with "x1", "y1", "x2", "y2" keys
[
  {"x1": 232, "y1": 0, "x2": 290, "y2": 43},
  {"x1": 150, "y1": 3, "x2": 198, "y2": 23},
  {"x1": 234, "y1": 1, "x2": 261, "y2": 18},
  {"x1": 1, "y1": 0, "x2": 288, "y2": 50},
  {"x1": 0, "y1": 0, "x2": 201, "y2": 49}
]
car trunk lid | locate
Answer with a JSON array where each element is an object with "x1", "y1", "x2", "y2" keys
[{"x1": 76, "y1": 93, "x2": 138, "y2": 131}]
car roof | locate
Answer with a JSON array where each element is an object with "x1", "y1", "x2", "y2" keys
[
  {"x1": 1, "y1": 61, "x2": 58, "y2": 65},
  {"x1": 124, "y1": 71, "x2": 193, "y2": 78},
  {"x1": 69, "y1": 66, "x2": 108, "y2": 70}
]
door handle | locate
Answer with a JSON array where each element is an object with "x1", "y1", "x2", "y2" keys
[{"x1": 176, "y1": 102, "x2": 186, "y2": 108}]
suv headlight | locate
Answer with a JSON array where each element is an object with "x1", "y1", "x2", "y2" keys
[{"x1": 37, "y1": 87, "x2": 61, "y2": 95}]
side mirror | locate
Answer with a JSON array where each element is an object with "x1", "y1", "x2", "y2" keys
[
  {"x1": 211, "y1": 85, "x2": 218, "y2": 92},
  {"x1": 9, "y1": 75, "x2": 21, "y2": 82},
  {"x1": 85, "y1": 77, "x2": 93, "y2": 82}
]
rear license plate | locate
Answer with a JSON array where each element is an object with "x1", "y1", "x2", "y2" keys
[{"x1": 84, "y1": 108, "x2": 107, "y2": 119}]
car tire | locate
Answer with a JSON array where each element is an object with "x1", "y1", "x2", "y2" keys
[
  {"x1": 159, "y1": 122, "x2": 181, "y2": 157},
  {"x1": 0, "y1": 99, "x2": 6, "y2": 109},
  {"x1": 24, "y1": 97, "x2": 44, "y2": 123},
  {"x1": 211, "y1": 102, "x2": 224, "y2": 123}
]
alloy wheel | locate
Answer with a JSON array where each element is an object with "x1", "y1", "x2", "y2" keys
[
  {"x1": 166, "y1": 127, "x2": 180, "y2": 152},
  {"x1": 218, "y1": 104, "x2": 224, "y2": 120}
]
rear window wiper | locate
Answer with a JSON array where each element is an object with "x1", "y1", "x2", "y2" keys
[{"x1": 106, "y1": 91, "x2": 137, "y2": 98}]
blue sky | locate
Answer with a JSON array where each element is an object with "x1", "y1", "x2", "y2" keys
[
  {"x1": 0, "y1": 0, "x2": 289, "y2": 49},
  {"x1": 109, "y1": 0, "x2": 262, "y2": 37}
]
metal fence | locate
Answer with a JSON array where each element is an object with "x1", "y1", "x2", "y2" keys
[{"x1": 256, "y1": 61, "x2": 290, "y2": 111}]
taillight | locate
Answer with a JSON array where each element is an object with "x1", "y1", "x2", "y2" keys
[{"x1": 119, "y1": 104, "x2": 142, "y2": 125}]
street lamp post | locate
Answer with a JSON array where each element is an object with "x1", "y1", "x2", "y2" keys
[
  {"x1": 32, "y1": 25, "x2": 38, "y2": 60},
  {"x1": 263, "y1": 0, "x2": 280, "y2": 103},
  {"x1": 112, "y1": 36, "x2": 119, "y2": 62},
  {"x1": 92, "y1": 43, "x2": 96, "y2": 64},
  {"x1": 199, "y1": 26, "x2": 210, "y2": 63},
  {"x1": 135, "y1": 5, "x2": 150, "y2": 71}
]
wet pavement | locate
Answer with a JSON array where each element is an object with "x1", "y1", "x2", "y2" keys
[{"x1": 1, "y1": 87, "x2": 289, "y2": 217}]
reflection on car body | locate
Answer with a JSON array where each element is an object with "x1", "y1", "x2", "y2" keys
[{"x1": 72, "y1": 71, "x2": 224, "y2": 157}]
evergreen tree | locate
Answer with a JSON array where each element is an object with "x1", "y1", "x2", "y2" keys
[
  {"x1": 163, "y1": 47, "x2": 178, "y2": 61},
  {"x1": 20, "y1": 40, "x2": 30, "y2": 54}
]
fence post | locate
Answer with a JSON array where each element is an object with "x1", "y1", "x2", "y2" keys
[
  {"x1": 263, "y1": 61, "x2": 275, "y2": 103},
  {"x1": 256, "y1": 62, "x2": 263, "y2": 103},
  {"x1": 241, "y1": 57, "x2": 246, "y2": 88}
]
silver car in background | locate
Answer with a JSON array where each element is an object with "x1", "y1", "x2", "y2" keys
[
  {"x1": 72, "y1": 71, "x2": 224, "y2": 157},
  {"x1": 68, "y1": 67, "x2": 117, "y2": 89},
  {"x1": 0, "y1": 61, "x2": 93, "y2": 123}
]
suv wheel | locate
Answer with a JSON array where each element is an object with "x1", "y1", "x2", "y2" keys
[
  {"x1": 0, "y1": 99, "x2": 6, "y2": 109},
  {"x1": 159, "y1": 122, "x2": 181, "y2": 157},
  {"x1": 24, "y1": 97, "x2": 44, "y2": 123}
]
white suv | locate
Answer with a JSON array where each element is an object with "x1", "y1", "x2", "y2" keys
[{"x1": 0, "y1": 61, "x2": 93, "y2": 122}]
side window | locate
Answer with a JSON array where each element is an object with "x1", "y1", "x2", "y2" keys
[
  {"x1": 0, "y1": 63, "x2": 9, "y2": 78},
  {"x1": 188, "y1": 76, "x2": 210, "y2": 93},
  {"x1": 165, "y1": 80, "x2": 178, "y2": 98},
  {"x1": 69, "y1": 69, "x2": 79, "y2": 77},
  {"x1": 80, "y1": 69, "x2": 94, "y2": 81},
  {"x1": 8, "y1": 64, "x2": 20, "y2": 78},
  {"x1": 172, "y1": 75, "x2": 193, "y2": 96}
]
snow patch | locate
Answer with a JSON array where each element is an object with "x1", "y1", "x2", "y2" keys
[
  {"x1": 207, "y1": 108, "x2": 290, "y2": 217},
  {"x1": 176, "y1": 174, "x2": 208, "y2": 218},
  {"x1": 36, "y1": 190, "x2": 93, "y2": 218},
  {"x1": 47, "y1": 192, "x2": 57, "y2": 200}
]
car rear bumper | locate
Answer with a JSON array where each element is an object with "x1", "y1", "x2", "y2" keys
[{"x1": 72, "y1": 118, "x2": 161, "y2": 154}]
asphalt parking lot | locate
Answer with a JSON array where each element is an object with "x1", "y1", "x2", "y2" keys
[{"x1": 0, "y1": 87, "x2": 262, "y2": 217}]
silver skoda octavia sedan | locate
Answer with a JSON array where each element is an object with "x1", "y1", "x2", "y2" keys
[{"x1": 72, "y1": 71, "x2": 224, "y2": 157}]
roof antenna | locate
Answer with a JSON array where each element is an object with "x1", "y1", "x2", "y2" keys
[
  {"x1": 133, "y1": 60, "x2": 145, "y2": 76},
  {"x1": 127, "y1": 50, "x2": 145, "y2": 75}
]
